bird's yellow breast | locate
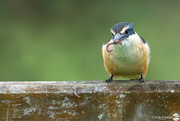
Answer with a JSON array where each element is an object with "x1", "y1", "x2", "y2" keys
[{"x1": 102, "y1": 36, "x2": 150, "y2": 79}]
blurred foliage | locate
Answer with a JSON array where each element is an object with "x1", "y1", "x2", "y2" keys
[{"x1": 0, "y1": 0, "x2": 180, "y2": 81}]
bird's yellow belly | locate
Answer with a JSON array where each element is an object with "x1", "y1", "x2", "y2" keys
[{"x1": 102, "y1": 42, "x2": 148, "y2": 79}]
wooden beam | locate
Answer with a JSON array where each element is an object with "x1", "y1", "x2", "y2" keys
[{"x1": 0, "y1": 81, "x2": 179, "y2": 120}]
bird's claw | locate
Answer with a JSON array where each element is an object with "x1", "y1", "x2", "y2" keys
[
  {"x1": 138, "y1": 74, "x2": 144, "y2": 83},
  {"x1": 106, "y1": 75, "x2": 114, "y2": 82}
]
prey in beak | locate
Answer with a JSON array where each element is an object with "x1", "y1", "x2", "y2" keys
[{"x1": 106, "y1": 33, "x2": 128, "y2": 52}]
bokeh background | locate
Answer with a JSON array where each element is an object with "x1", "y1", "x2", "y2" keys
[{"x1": 0, "y1": 0, "x2": 180, "y2": 81}]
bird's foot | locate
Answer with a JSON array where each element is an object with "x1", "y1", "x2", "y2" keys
[
  {"x1": 74, "y1": 87, "x2": 80, "y2": 98},
  {"x1": 106, "y1": 75, "x2": 114, "y2": 83},
  {"x1": 138, "y1": 74, "x2": 144, "y2": 83}
]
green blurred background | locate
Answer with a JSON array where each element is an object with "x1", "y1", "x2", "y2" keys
[{"x1": 0, "y1": 0, "x2": 180, "y2": 81}]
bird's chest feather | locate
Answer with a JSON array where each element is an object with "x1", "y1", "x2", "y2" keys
[
  {"x1": 110, "y1": 40, "x2": 143, "y2": 66},
  {"x1": 102, "y1": 37, "x2": 149, "y2": 79}
]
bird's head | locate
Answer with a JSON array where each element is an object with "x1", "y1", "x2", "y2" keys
[
  {"x1": 110, "y1": 22, "x2": 137, "y2": 44},
  {"x1": 106, "y1": 22, "x2": 146, "y2": 52}
]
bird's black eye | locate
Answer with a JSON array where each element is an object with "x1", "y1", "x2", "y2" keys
[{"x1": 125, "y1": 29, "x2": 130, "y2": 34}]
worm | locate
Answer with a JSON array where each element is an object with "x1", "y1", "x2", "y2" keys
[
  {"x1": 106, "y1": 38, "x2": 124, "y2": 52},
  {"x1": 74, "y1": 87, "x2": 80, "y2": 98},
  {"x1": 106, "y1": 42, "x2": 115, "y2": 52}
]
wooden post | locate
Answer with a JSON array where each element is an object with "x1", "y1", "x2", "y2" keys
[{"x1": 0, "y1": 81, "x2": 180, "y2": 120}]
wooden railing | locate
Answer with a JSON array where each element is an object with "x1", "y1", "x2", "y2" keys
[{"x1": 0, "y1": 81, "x2": 180, "y2": 121}]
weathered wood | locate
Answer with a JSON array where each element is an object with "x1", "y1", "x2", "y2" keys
[{"x1": 0, "y1": 81, "x2": 180, "y2": 121}]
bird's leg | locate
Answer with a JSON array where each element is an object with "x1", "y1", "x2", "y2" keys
[
  {"x1": 106, "y1": 75, "x2": 114, "y2": 82},
  {"x1": 138, "y1": 74, "x2": 144, "y2": 83},
  {"x1": 74, "y1": 87, "x2": 80, "y2": 98}
]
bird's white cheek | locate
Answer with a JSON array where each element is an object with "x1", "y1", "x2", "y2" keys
[
  {"x1": 121, "y1": 39, "x2": 131, "y2": 48},
  {"x1": 118, "y1": 38, "x2": 129, "y2": 47}
]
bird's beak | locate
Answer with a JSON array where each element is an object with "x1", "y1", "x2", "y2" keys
[
  {"x1": 113, "y1": 33, "x2": 128, "y2": 44},
  {"x1": 106, "y1": 33, "x2": 128, "y2": 52}
]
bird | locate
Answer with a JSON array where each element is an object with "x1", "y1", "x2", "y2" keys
[{"x1": 102, "y1": 22, "x2": 150, "y2": 82}]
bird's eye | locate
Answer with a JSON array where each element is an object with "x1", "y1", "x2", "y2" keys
[{"x1": 125, "y1": 29, "x2": 130, "y2": 34}]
